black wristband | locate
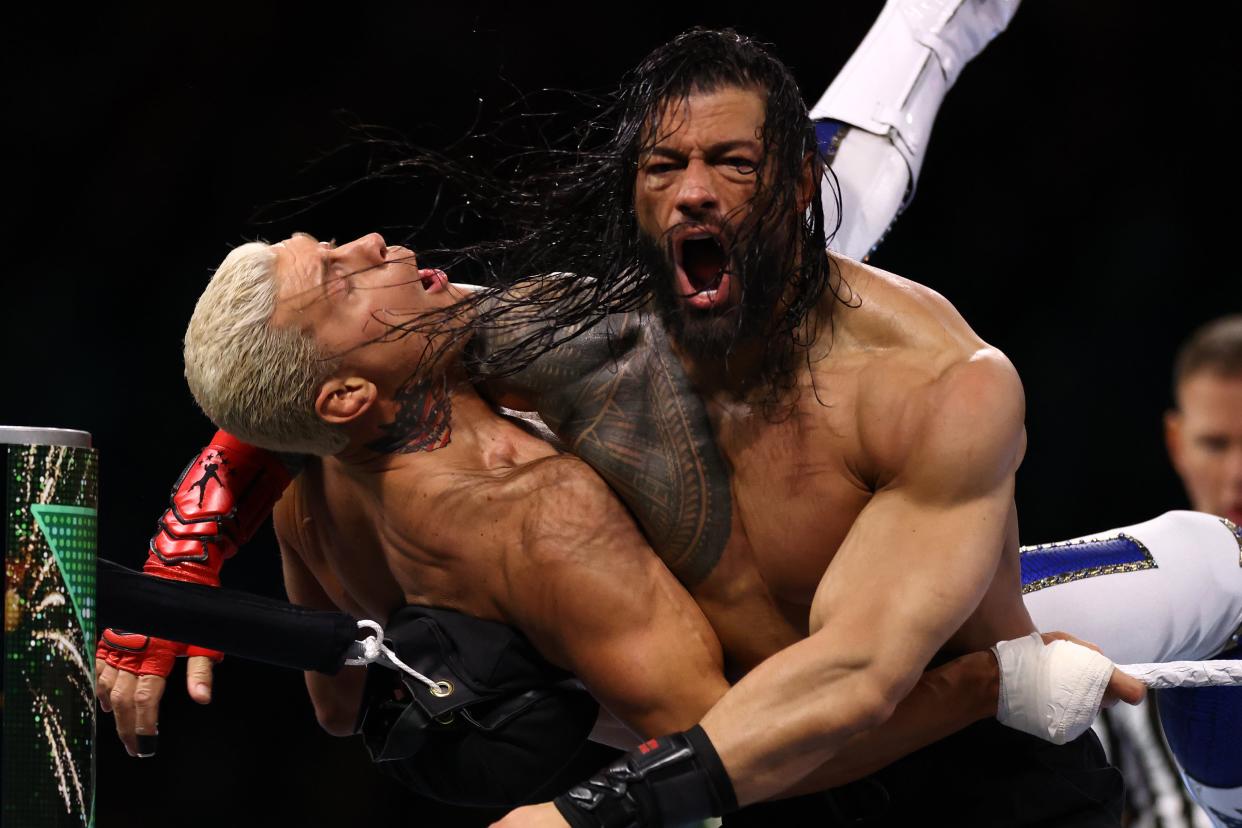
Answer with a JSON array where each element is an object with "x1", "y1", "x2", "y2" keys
[
  {"x1": 553, "y1": 724, "x2": 737, "y2": 827},
  {"x1": 684, "y1": 725, "x2": 738, "y2": 812}
]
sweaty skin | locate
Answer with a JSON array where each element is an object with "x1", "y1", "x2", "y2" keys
[
  {"x1": 274, "y1": 388, "x2": 730, "y2": 741},
  {"x1": 485, "y1": 260, "x2": 1036, "y2": 800},
  {"x1": 257, "y1": 232, "x2": 730, "y2": 740},
  {"x1": 97, "y1": 229, "x2": 1016, "y2": 796},
  {"x1": 487, "y1": 87, "x2": 1141, "y2": 824},
  {"x1": 486, "y1": 91, "x2": 1030, "y2": 679},
  {"x1": 487, "y1": 261, "x2": 1034, "y2": 678},
  {"x1": 271, "y1": 233, "x2": 1013, "y2": 793}
]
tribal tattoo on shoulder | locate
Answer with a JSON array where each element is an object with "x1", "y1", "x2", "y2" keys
[
  {"x1": 366, "y1": 374, "x2": 453, "y2": 455},
  {"x1": 485, "y1": 311, "x2": 733, "y2": 586}
]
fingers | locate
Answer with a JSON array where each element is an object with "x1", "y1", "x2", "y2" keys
[
  {"x1": 1107, "y1": 667, "x2": 1148, "y2": 707},
  {"x1": 110, "y1": 670, "x2": 139, "y2": 756},
  {"x1": 96, "y1": 658, "x2": 117, "y2": 713},
  {"x1": 1040, "y1": 630, "x2": 1102, "y2": 655},
  {"x1": 186, "y1": 656, "x2": 214, "y2": 705},
  {"x1": 108, "y1": 670, "x2": 166, "y2": 757},
  {"x1": 133, "y1": 674, "x2": 166, "y2": 757},
  {"x1": 1038, "y1": 631, "x2": 1143, "y2": 706}
]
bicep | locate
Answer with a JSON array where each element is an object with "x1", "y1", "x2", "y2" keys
[
  {"x1": 810, "y1": 357, "x2": 1025, "y2": 683},
  {"x1": 537, "y1": 559, "x2": 729, "y2": 737},
  {"x1": 810, "y1": 482, "x2": 1012, "y2": 672},
  {"x1": 510, "y1": 481, "x2": 729, "y2": 736},
  {"x1": 274, "y1": 493, "x2": 365, "y2": 732}
]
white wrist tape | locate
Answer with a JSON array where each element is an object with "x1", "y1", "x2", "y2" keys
[{"x1": 992, "y1": 632, "x2": 1113, "y2": 745}]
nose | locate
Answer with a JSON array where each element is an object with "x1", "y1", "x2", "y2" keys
[
  {"x1": 335, "y1": 232, "x2": 389, "y2": 266},
  {"x1": 675, "y1": 160, "x2": 718, "y2": 219}
]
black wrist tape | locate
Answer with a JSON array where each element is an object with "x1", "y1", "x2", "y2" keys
[{"x1": 553, "y1": 724, "x2": 737, "y2": 827}]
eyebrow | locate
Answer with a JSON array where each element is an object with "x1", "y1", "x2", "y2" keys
[
  {"x1": 288, "y1": 232, "x2": 331, "y2": 290},
  {"x1": 647, "y1": 139, "x2": 762, "y2": 161}
]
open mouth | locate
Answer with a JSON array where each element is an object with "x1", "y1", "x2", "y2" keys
[
  {"x1": 676, "y1": 233, "x2": 732, "y2": 309},
  {"x1": 419, "y1": 268, "x2": 449, "y2": 294}
]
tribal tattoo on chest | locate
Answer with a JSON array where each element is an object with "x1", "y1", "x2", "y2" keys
[
  {"x1": 366, "y1": 374, "x2": 453, "y2": 455},
  {"x1": 491, "y1": 312, "x2": 733, "y2": 585}
]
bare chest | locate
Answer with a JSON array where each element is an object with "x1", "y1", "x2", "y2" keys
[
  {"x1": 292, "y1": 470, "x2": 509, "y2": 624},
  {"x1": 712, "y1": 406, "x2": 873, "y2": 607}
]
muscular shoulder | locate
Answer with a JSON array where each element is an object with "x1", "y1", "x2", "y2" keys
[
  {"x1": 834, "y1": 258, "x2": 1025, "y2": 489},
  {"x1": 830, "y1": 256, "x2": 983, "y2": 358},
  {"x1": 507, "y1": 455, "x2": 639, "y2": 563},
  {"x1": 272, "y1": 461, "x2": 326, "y2": 551}
]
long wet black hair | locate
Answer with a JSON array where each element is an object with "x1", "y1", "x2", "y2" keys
[{"x1": 330, "y1": 28, "x2": 844, "y2": 408}]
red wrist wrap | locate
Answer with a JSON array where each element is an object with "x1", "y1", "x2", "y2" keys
[
  {"x1": 98, "y1": 431, "x2": 293, "y2": 675},
  {"x1": 147, "y1": 430, "x2": 292, "y2": 585}
]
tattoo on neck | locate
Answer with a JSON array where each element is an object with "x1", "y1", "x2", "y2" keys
[{"x1": 366, "y1": 376, "x2": 453, "y2": 455}]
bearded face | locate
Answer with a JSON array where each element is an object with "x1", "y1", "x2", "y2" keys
[
  {"x1": 640, "y1": 215, "x2": 789, "y2": 362},
  {"x1": 632, "y1": 85, "x2": 803, "y2": 365}
]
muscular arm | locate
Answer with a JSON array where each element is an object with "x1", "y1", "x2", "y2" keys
[
  {"x1": 500, "y1": 463, "x2": 730, "y2": 737},
  {"x1": 780, "y1": 649, "x2": 998, "y2": 795},
  {"x1": 273, "y1": 493, "x2": 367, "y2": 737},
  {"x1": 700, "y1": 354, "x2": 1028, "y2": 805},
  {"x1": 501, "y1": 459, "x2": 1006, "y2": 792}
]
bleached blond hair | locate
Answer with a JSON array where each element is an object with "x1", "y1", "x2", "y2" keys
[{"x1": 183, "y1": 241, "x2": 348, "y2": 455}]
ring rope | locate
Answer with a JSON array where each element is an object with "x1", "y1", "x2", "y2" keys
[{"x1": 1118, "y1": 660, "x2": 1242, "y2": 689}]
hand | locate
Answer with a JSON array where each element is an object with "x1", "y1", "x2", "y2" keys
[
  {"x1": 93, "y1": 432, "x2": 290, "y2": 756},
  {"x1": 95, "y1": 631, "x2": 216, "y2": 757},
  {"x1": 993, "y1": 630, "x2": 1141, "y2": 745},
  {"x1": 1039, "y1": 631, "x2": 1147, "y2": 707},
  {"x1": 490, "y1": 803, "x2": 569, "y2": 828}
]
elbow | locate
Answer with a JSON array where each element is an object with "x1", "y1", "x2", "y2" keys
[
  {"x1": 850, "y1": 665, "x2": 920, "y2": 732},
  {"x1": 306, "y1": 667, "x2": 366, "y2": 738},
  {"x1": 313, "y1": 701, "x2": 359, "y2": 738},
  {"x1": 850, "y1": 679, "x2": 901, "y2": 734},
  {"x1": 791, "y1": 674, "x2": 896, "y2": 752},
  {"x1": 610, "y1": 682, "x2": 725, "y2": 739}
]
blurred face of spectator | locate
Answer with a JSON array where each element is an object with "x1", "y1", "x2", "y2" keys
[{"x1": 1166, "y1": 371, "x2": 1242, "y2": 525}]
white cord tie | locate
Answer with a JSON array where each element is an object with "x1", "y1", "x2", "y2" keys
[{"x1": 344, "y1": 619, "x2": 444, "y2": 695}]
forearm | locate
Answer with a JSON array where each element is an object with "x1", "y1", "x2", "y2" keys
[
  {"x1": 699, "y1": 632, "x2": 909, "y2": 807},
  {"x1": 775, "y1": 650, "x2": 998, "y2": 796}
]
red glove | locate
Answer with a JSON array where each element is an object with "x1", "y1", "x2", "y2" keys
[{"x1": 97, "y1": 430, "x2": 293, "y2": 676}]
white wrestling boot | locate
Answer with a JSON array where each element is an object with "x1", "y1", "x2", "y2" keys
[{"x1": 813, "y1": 0, "x2": 1021, "y2": 259}]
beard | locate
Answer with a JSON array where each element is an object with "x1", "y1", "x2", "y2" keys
[{"x1": 639, "y1": 221, "x2": 789, "y2": 364}]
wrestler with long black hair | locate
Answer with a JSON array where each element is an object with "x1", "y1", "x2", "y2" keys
[{"x1": 101, "y1": 4, "x2": 1242, "y2": 826}]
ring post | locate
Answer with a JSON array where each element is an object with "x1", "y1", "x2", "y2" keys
[{"x1": 1, "y1": 426, "x2": 97, "y2": 827}]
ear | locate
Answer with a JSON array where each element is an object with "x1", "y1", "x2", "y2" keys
[
  {"x1": 796, "y1": 151, "x2": 819, "y2": 213},
  {"x1": 316, "y1": 377, "x2": 378, "y2": 425},
  {"x1": 1164, "y1": 408, "x2": 1184, "y2": 472}
]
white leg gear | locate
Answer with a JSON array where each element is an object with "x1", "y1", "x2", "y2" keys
[
  {"x1": 1022, "y1": 511, "x2": 1242, "y2": 665},
  {"x1": 1021, "y1": 512, "x2": 1242, "y2": 826},
  {"x1": 815, "y1": 0, "x2": 1021, "y2": 259}
]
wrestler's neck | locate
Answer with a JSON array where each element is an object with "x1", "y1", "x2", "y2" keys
[{"x1": 329, "y1": 370, "x2": 538, "y2": 475}]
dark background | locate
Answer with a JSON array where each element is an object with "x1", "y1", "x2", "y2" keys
[{"x1": 4, "y1": 2, "x2": 1240, "y2": 825}]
